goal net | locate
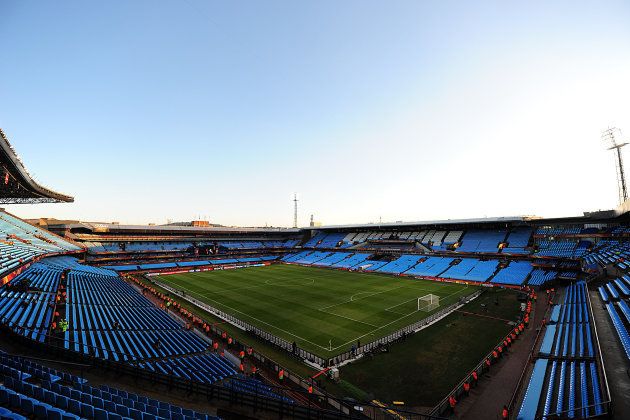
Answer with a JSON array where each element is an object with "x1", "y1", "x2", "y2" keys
[{"x1": 417, "y1": 294, "x2": 440, "y2": 312}]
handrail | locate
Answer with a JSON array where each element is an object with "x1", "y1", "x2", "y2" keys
[{"x1": 585, "y1": 281, "x2": 613, "y2": 405}]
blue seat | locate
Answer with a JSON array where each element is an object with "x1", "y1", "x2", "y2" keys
[
  {"x1": 81, "y1": 393, "x2": 92, "y2": 405},
  {"x1": 93, "y1": 407, "x2": 108, "y2": 420},
  {"x1": 0, "y1": 388, "x2": 9, "y2": 404},
  {"x1": 47, "y1": 408, "x2": 64, "y2": 420},
  {"x1": 33, "y1": 403, "x2": 49, "y2": 418},
  {"x1": 43, "y1": 390, "x2": 56, "y2": 406},
  {"x1": 81, "y1": 402, "x2": 94, "y2": 418},
  {"x1": 142, "y1": 414, "x2": 157, "y2": 420},
  {"x1": 51, "y1": 383, "x2": 61, "y2": 394},
  {"x1": 21, "y1": 383, "x2": 33, "y2": 396},
  {"x1": 158, "y1": 408, "x2": 170, "y2": 418},
  {"x1": 55, "y1": 394, "x2": 69, "y2": 410},
  {"x1": 129, "y1": 408, "x2": 143, "y2": 420},
  {"x1": 104, "y1": 400, "x2": 116, "y2": 412},
  {"x1": 116, "y1": 404, "x2": 129, "y2": 417},
  {"x1": 108, "y1": 414, "x2": 123, "y2": 420},
  {"x1": 70, "y1": 390, "x2": 80, "y2": 401},
  {"x1": 9, "y1": 392, "x2": 21, "y2": 408},
  {"x1": 68, "y1": 399, "x2": 81, "y2": 415},
  {"x1": 4, "y1": 411, "x2": 27, "y2": 420},
  {"x1": 19, "y1": 397, "x2": 34, "y2": 415},
  {"x1": 92, "y1": 397, "x2": 104, "y2": 409}
]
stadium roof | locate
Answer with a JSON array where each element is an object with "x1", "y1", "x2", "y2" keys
[
  {"x1": 0, "y1": 128, "x2": 74, "y2": 203},
  {"x1": 45, "y1": 220, "x2": 300, "y2": 234},
  {"x1": 313, "y1": 210, "x2": 629, "y2": 230},
  {"x1": 314, "y1": 216, "x2": 536, "y2": 230}
]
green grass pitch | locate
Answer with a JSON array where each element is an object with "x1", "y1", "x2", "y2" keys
[{"x1": 156, "y1": 264, "x2": 478, "y2": 358}]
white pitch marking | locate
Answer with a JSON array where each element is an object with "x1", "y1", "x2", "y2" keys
[
  {"x1": 318, "y1": 284, "x2": 407, "y2": 311},
  {"x1": 317, "y1": 308, "x2": 379, "y2": 328},
  {"x1": 329, "y1": 284, "x2": 471, "y2": 351},
  {"x1": 165, "y1": 281, "x2": 332, "y2": 351},
  {"x1": 164, "y1": 268, "x2": 471, "y2": 353}
]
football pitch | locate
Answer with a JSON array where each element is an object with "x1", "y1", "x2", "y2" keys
[{"x1": 156, "y1": 264, "x2": 478, "y2": 358}]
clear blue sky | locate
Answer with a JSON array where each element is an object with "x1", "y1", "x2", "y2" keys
[{"x1": 1, "y1": 0, "x2": 630, "y2": 226}]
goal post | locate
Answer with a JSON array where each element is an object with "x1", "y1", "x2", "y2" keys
[{"x1": 417, "y1": 294, "x2": 440, "y2": 312}]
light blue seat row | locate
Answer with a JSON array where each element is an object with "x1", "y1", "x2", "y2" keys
[
  {"x1": 539, "y1": 325, "x2": 556, "y2": 356},
  {"x1": 614, "y1": 278, "x2": 630, "y2": 297},
  {"x1": 605, "y1": 303, "x2": 630, "y2": 360},
  {"x1": 517, "y1": 359, "x2": 548, "y2": 420}
]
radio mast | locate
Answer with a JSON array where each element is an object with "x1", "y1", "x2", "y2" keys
[{"x1": 293, "y1": 193, "x2": 299, "y2": 228}]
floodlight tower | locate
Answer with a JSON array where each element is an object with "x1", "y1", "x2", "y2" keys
[
  {"x1": 293, "y1": 193, "x2": 299, "y2": 228},
  {"x1": 602, "y1": 127, "x2": 629, "y2": 205}
]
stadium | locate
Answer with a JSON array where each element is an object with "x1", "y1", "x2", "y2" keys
[
  {"x1": 0, "y1": 124, "x2": 629, "y2": 420},
  {"x1": 0, "y1": 1, "x2": 630, "y2": 420}
]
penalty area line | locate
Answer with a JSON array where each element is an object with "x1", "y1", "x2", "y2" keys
[{"x1": 329, "y1": 284, "x2": 471, "y2": 351}]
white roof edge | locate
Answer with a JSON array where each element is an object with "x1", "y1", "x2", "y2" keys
[
  {"x1": 80, "y1": 222, "x2": 300, "y2": 233},
  {"x1": 312, "y1": 216, "x2": 535, "y2": 230}
]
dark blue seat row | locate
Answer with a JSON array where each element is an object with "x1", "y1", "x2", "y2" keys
[
  {"x1": 140, "y1": 353, "x2": 236, "y2": 385},
  {"x1": 0, "y1": 406, "x2": 26, "y2": 420},
  {"x1": 224, "y1": 376, "x2": 293, "y2": 403},
  {"x1": 1, "y1": 355, "x2": 219, "y2": 420},
  {"x1": 0, "y1": 352, "x2": 86, "y2": 385},
  {"x1": 0, "y1": 384, "x2": 79, "y2": 420}
]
